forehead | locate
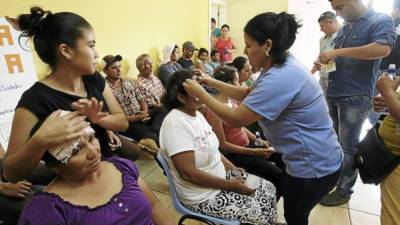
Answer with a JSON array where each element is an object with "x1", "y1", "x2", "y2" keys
[
  {"x1": 80, "y1": 28, "x2": 95, "y2": 41},
  {"x1": 110, "y1": 61, "x2": 121, "y2": 68},
  {"x1": 244, "y1": 33, "x2": 255, "y2": 43},
  {"x1": 319, "y1": 19, "x2": 333, "y2": 24},
  {"x1": 141, "y1": 57, "x2": 151, "y2": 63}
]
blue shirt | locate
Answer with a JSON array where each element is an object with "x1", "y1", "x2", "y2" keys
[
  {"x1": 328, "y1": 9, "x2": 396, "y2": 97},
  {"x1": 244, "y1": 54, "x2": 343, "y2": 178}
]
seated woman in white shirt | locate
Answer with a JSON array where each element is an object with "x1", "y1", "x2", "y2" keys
[{"x1": 159, "y1": 70, "x2": 277, "y2": 225}]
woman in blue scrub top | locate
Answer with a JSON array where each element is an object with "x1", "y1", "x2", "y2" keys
[{"x1": 183, "y1": 12, "x2": 343, "y2": 225}]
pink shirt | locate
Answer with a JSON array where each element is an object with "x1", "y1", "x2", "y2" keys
[
  {"x1": 215, "y1": 38, "x2": 234, "y2": 63},
  {"x1": 205, "y1": 102, "x2": 249, "y2": 147}
]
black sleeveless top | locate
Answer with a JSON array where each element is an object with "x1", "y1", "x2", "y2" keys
[{"x1": 17, "y1": 72, "x2": 113, "y2": 157}]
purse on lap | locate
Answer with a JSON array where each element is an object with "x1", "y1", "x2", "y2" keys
[{"x1": 353, "y1": 115, "x2": 400, "y2": 185}]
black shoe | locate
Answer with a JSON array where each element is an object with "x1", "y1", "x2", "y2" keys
[{"x1": 320, "y1": 189, "x2": 350, "y2": 207}]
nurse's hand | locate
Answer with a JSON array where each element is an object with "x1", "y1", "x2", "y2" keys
[
  {"x1": 193, "y1": 69, "x2": 214, "y2": 86},
  {"x1": 183, "y1": 78, "x2": 208, "y2": 101}
]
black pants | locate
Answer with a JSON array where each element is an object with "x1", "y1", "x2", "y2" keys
[
  {"x1": 0, "y1": 160, "x2": 55, "y2": 225},
  {"x1": 282, "y1": 166, "x2": 342, "y2": 225},
  {"x1": 226, "y1": 152, "x2": 284, "y2": 199},
  {"x1": 120, "y1": 106, "x2": 167, "y2": 143}
]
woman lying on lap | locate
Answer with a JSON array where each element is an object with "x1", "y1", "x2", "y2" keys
[{"x1": 159, "y1": 70, "x2": 277, "y2": 225}]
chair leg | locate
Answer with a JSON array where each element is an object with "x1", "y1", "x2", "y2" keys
[{"x1": 178, "y1": 215, "x2": 217, "y2": 225}]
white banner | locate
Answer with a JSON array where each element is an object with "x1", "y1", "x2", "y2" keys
[{"x1": 0, "y1": 17, "x2": 37, "y2": 150}]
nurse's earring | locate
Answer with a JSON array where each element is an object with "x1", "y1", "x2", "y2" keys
[{"x1": 265, "y1": 50, "x2": 269, "y2": 57}]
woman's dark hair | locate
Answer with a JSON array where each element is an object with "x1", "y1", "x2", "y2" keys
[
  {"x1": 244, "y1": 12, "x2": 301, "y2": 65},
  {"x1": 213, "y1": 66, "x2": 237, "y2": 84},
  {"x1": 18, "y1": 6, "x2": 92, "y2": 70},
  {"x1": 221, "y1": 24, "x2": 230, "y2": 30},
  {"x1": 172, "y1": 45, "x2": 179, "y2": 55},
  {"x1": 198, "y1": 48, "x2": 209, "y2": 57},
  {"x1": 210, "y1": 50, "x2": 219, "y2": 57},
  {"x1": 228, "y1": 56, "x2": 248, "y2": 72},
  {"x1": 162, "y1": 70, "x2": 195, "y2": 111}
]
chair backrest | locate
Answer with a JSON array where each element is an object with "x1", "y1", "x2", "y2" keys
[{"x1": 155, "y1": 152, "x2": 241, "y2": 225}]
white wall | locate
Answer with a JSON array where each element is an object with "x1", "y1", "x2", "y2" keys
[
  {"x1": 288, "y1": 0, "x2": 334, "y2": 71},
  {"x1": 227, "y1": 0, "x2": 288, "y2": 58}
]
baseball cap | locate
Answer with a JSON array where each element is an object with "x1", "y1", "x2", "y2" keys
[
  {"x1": 182, "y1": 41, "x2": 198, "y2": 51},
  {"x1": 103, "y1": 54, "x2": 122, "y2": 69},
  {"x1": 318, "y1": 11, "x2": 337, "y2": 22}
]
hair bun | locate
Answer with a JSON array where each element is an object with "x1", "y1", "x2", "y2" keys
[{"x1": 18, "y1": 6, "x2": 52, "y2": 37}]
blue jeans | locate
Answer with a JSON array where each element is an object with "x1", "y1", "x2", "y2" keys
[
  {"x1": 326, "y1": 95, "x2": 371, "y2": 197},
  {"x1": 319, "y1": 77, "x2": 329, "y2": 98}
]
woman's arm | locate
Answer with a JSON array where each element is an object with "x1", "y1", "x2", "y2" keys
[
  {"x1": 71, "y1": 83, "x2": 128, "y2": 132},
  {"x1": 4, "y1": 109, "x2": 87, "y2": 182},
  {"x1": 202, "y1": 77, "x2": 250, "y2": 101},
  {"x1": 220, "y1": 154, "x2": 236, "y2": 171},
  {"x1": 231, "y1": 38, "x2": 236, "y2": 50},
  {"x1": 139, "y1": 100, "x2": 149, "y2": 114},
  {"x1": 184, "y1": 80, "x2": 262, "y2": 128},
  {"x1": 207, "y1": 113, "x2": 264, "y2": 157},
  {"x1": 0, "y1": 143, "x2": 5, "y2": 158},
  {"x1": 99, "y1": 84, "x2": 129, "y2": 131},
  {"x1": 171, "y1": 151, "x2": 254, "y2": 194},
  {"x1": 244, "y1": 128, "x2": 256, "y2": 141},
  {"x1": 138, "y1": 177, "x2": 175, "y2": 225},
  {"x1": 377, "y1": 76, "x2": 400, "y2": 122}
]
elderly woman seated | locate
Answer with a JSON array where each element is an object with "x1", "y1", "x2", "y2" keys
[
  {"x1": 159, "y1": 70, "x2": 277, "y2": 225},
  {"x1": 18, "y1": 112, "x2": 174, "y2": 225}
]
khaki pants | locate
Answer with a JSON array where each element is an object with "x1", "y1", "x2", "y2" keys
[{"x1": 381, "y1": 166, "x2": 400, "y2": 225}]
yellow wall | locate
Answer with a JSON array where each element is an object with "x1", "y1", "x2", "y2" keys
[
  {"x1": 227, "y1": 0, "x2": 288, "y2": 58},
  {"x1": 1, "y1": 0, "x2": 209, "y2": 79}
]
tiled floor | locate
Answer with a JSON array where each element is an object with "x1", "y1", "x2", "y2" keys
[{"x1": 137, "y1": 153, "x2": 381, "y2": 225}]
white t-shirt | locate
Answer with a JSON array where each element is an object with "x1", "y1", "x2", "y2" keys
[{"x1": 159, "y1": 109, "x2": 226, "y2": 205}]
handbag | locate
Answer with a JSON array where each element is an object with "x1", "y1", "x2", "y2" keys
[{"x1": 353, "y1": 115, "x2": 400, "y2": 184}]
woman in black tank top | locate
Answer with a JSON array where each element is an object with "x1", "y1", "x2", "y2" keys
[{"x1": 3, "y1": 7, "x2": 128, "y2": 183}]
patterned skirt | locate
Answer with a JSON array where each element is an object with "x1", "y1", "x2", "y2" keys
[{"x1": 185, "y1": 174, "x2": 277, "y2": 225}]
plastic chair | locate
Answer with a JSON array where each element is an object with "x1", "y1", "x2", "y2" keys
[{"x1": 155, "y1": 152, "x2": 241, "y2": 225}]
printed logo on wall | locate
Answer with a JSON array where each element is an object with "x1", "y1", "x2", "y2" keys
[{"x1": 0, "y1": 17, "x2": 37, "y2": 150}]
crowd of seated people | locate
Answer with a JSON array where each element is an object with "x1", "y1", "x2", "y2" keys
[
  {"x1": 4, "y1": 1, "x2": 400, "y2": 225},
  {"x1": 103, "y1": 54, "x2": 161, "y2": 155}
]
